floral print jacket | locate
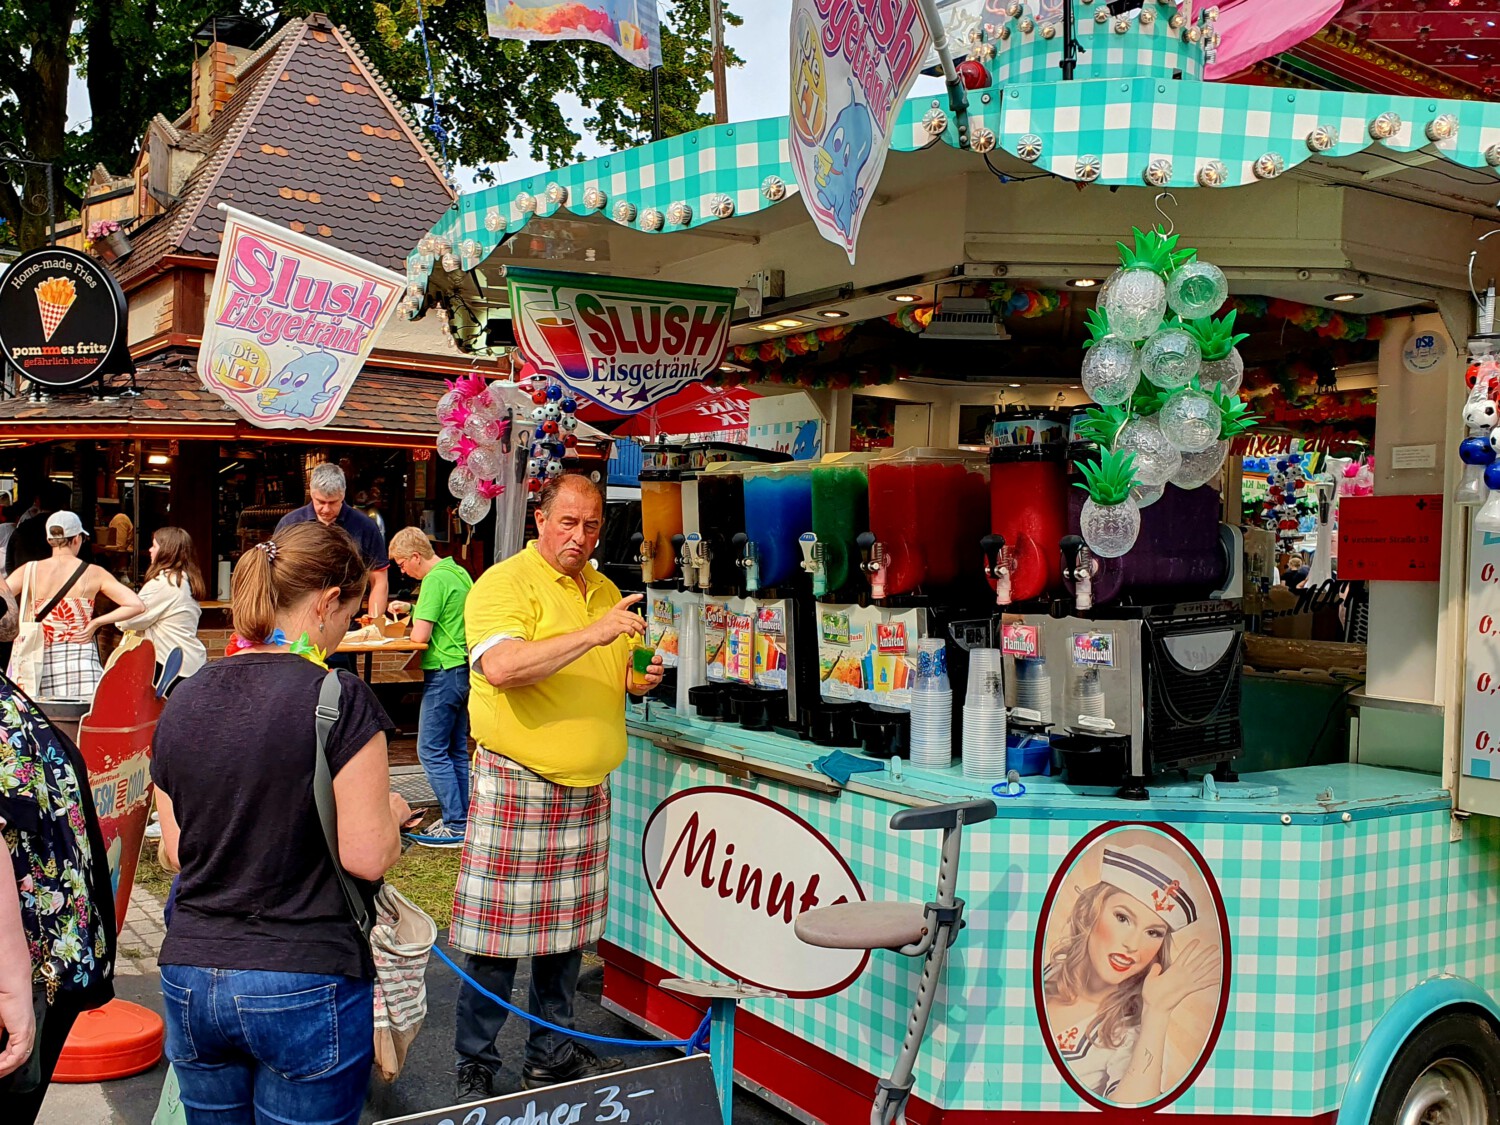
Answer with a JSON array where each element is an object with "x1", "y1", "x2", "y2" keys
[{"x1": 0, "y1": 677, "x2": 112, "y2": 1001}]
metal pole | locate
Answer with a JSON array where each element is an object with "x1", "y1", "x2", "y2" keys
[
  {"x1": 651, "y1": 66, "x2": 663, "y2": 141},
  {"x1": 710, "y1": 0, "x2": 728, "y2": 125},
  {"x1": 913, "y1": 0, "x2": 970, "y2": 147},
  {"x1": 1061, "y1": 0, "x2": 1078, "y2": 80},
  {"x1": 709, "y1": 997, "x2": 736, "y2": 1124}
]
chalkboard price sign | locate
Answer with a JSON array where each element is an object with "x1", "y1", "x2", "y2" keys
[{"x1": 374, "y1": 1056, "x2": 723, "y2": 1125}]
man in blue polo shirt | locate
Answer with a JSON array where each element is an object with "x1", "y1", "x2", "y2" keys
[{"x1": 275, "y1": 462, "x2": 390, "y2": 621}]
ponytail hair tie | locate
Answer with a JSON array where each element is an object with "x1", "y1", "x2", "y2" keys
[{"x1": 256, "y1": 540, "x2": 278, "y2": 562}]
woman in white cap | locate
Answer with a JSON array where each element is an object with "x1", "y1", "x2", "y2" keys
[
  {"x1": 1042, "y1": 841, "x2": 1221, "y2": 1105},
  {"x1": 4, "y1": 512, "x2": 144, "y2": 701}
]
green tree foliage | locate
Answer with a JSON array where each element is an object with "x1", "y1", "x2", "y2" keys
[{"x1": 0, "y1": 0, "x2": 740, "y2": 250}]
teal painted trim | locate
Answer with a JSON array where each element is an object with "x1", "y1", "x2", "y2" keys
[
  {"x1": 1336, "y1": 976, "x2": 1500, "y2": 1125},
  {"x1": 959, "y1": 796, "x2": 1454, "y2": 826}
]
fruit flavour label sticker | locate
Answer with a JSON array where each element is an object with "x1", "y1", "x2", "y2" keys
[
  {"x1": 649, "y1": 596, "x2": 679, "y2": 669},
  {"x1": 1002, "y1": 622, "x2": 1041, "y2": 660},
  {"x1": 876, "y1": 621, "x2": 907, "y2": 654},
  {"x1": 754, "y1": 607, "x2": 788, "y2": 690},
  {"x1": 724, "y1": 612, "x2": 755, "y2": 685},
  {"x1": 1072, "y1": 632, "x2": 1116, "y2": 669},
  {"x1": 704, "y1": 603, "x2": 729, "y2": 682}
]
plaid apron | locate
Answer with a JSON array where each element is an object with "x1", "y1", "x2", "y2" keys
[{"x1": 450, "y1": 748, "x2": 611, "y2": 960}]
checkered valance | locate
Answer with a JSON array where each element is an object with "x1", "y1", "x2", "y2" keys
[{"x1": 404, "y1": 76, "x2": 1500, "y2": 313}]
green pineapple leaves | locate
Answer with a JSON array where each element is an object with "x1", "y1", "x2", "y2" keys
[
  {"x1": 1082, "y1": 306, "x2": 1111, "y2": 350},
  {"x1": 1213, "y1": 381, "x2": 1261, "y2": 440},
  {"x1": 1116, "y1": 225, "x2": 1197, "y2": 277},
  {"x1": 1074, "y1": 404, "x2": 1129, "y2": 446},
  {"x1": 1185, "y1": 310, "x2": 1249, "y2": 362},
  {"x1": 1074, "y1": 447, "x2": 1138, "y2": 506}
]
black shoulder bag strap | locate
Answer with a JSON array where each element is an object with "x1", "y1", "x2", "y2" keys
[
  {"x1": 311, "y1": 670, "x2": 372, "y2": 937},
  {"x1": 35, "y1": 561, "x2": 89, "y2": 624}
]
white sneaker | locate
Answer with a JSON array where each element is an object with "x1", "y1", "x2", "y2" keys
[
  {"x1": 150, "y1": 810, "x2": 160, "y2": 823},
  {"x1": 144, "y1": 822, "x2": 162, "y2": 839},
  {"x1": 414, "y1": 822, "x2": 464, "y2": 848}
]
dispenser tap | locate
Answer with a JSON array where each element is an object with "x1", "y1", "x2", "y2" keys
[
  {"x1": 980, "y1": 534, "x2": 1016, "y2": 607},
  {"x1": 671, "y1": 534, "x2": 688, "y2": 589},
  {"x1": 694, "y1": 536, "x2": 713, "y2": 591},
  {"x1": 733, "y1": 533, "x2": 760, "y2": 594},
  {"x1": 632, "y1": 531, "x2": 654, "y2": 586},
  {"x1": 798, "y1": 532, "x2": 827, "y2": 598},
  {"x1": 681, "y1": 533, "x2": 709, "y2": 591},
  {"x1": 856, "y1": 532, "x2": 888, "y2": 601},
  {"x1": 1060, "y1": 535, "x2": 1097, "y2": 612}
]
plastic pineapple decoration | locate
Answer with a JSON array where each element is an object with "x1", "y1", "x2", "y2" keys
[
  {"x1": 1076, "y1": 223, "x2": 1260, "y2": 556},
  {"x1": 1076, "y1": 448, "x2": 1142, "y2": 559}
]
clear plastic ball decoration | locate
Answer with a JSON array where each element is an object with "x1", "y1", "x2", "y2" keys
[
  {"x1": 1080, "y1": 498, "x2": 1141, "y2": 558},
  {"x1": 1199, "y1": 347, "x2": 1243, "y2": 393},
  {"x1": 1102, "y1": 268, "x2": 1167, "y2": 342},
  {"x1": 1139, "y1": 325, "x2": 1202, "y2": 389},
  {"x1": 1166, "y1": 259, "x2": 1229, "y2": 320},
  {"x1": 1114, "y1": 416, "x2": 1182, "y2": 488},
  {"x1": 1157, "y1": 385, "x2": 1221, "y2": 453},
  {"x1": 1131, "y1": 483, "x2": 1164, "y2": 508},
  {"x1": 464, "y1": 413, "x2": 502, "y2": 444},
  {"x1": 1081, "y1": 337, "x2": 1142, "y2": 406},
  {"x1": 1171, "y1": 440, "x2": 1230, "y2": 490},
  {"x1": 436, "y1": 389, "x2": 463, "y2": 420},
  {"x1": 467, "y1": 445, "x2": 501, "y2": 480},
  {"x1": 458, "y1": 492, "x2": 492, "y2": 526},
  {"x1": 447, "y1": 465, "x2": 477, "y2": 498},
  {"x1": 436, "y1": 426, "x2": 464, "y2": 461}
]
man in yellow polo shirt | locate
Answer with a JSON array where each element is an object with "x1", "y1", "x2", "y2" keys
[{"x1": 452, "y1": 473, "x2": 663, "y2": 1101}]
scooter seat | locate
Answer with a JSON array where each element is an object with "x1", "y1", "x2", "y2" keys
[{"x1": 795, "y1": 902, "x2": 928, "y2": 952}]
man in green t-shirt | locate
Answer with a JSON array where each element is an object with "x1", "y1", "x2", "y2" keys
[{"x1": 391, "y1": 527, "x2": 475, "y2": 847}]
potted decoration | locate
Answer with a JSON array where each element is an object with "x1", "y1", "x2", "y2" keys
[{"x1": 88, "y1": 219, "x2": 131, "y2": 263}]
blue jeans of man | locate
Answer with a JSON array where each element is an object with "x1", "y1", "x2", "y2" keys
[
  {"x1": 418, "y1": 665, "x2": 471, "y2": 833},
  {"x1": 160, "y1": 965, "x2": 373, "y2": 1125}
]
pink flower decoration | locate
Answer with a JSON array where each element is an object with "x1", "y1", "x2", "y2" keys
[
  {"x1": 454, "y1": 372, "x2": 488, "y2": 401},
  {"x1": 478, "y1": 479, "x2": 506, "y2": 499}
]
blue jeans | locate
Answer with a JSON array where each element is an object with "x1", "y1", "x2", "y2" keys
[
  {"x1": 418, "y1": 665, "x2": 471, "y2": 833},
  {"x1": 160, "y1": 965, "x2": 373, "y2": 1125}
]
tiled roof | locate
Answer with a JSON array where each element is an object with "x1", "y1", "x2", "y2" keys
[
  {"x1": 0, "y1": 356, "x2": 444, "y2": 440},
  {"x1": 118, "y1": 16, "x2": 453, "y2": 285}
]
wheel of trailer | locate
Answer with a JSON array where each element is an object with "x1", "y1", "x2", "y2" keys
[{"x1": 1371, "y1": 1011, "x2": 1500, "y2": 1125}]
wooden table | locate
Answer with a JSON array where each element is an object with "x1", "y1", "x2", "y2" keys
[{"x1": 335, "y1": 637, "x2": 428, "y2": 682}]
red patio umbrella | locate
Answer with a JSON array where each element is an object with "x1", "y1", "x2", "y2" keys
[{"x1": 575, "y1": 382, "x2": 759, "y2": 438}]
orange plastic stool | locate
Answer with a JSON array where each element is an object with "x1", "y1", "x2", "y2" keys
[{"x1": 53, "y1": 999, "x2": 165, "y2": 1082}]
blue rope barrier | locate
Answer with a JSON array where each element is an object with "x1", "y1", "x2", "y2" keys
[{"x1": 431, "y1": 944, "x2": 712, "y2": 1054}]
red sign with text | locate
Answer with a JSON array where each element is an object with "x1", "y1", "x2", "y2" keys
[{"x1": 1337, "y1": 495, "x2": 1442, "y2": 581}]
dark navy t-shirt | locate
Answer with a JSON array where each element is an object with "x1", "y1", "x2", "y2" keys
[
  {"x1": 276, "y1": 502, "x2": 389, "y2": 571},
  {"x1": 151, "y1": 655, "x2": 394, "y2": 979}
]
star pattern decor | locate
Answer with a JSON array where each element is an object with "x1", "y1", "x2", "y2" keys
[{"x1": 1332, "y1": 0, "x2": 1500, "y2": 94}]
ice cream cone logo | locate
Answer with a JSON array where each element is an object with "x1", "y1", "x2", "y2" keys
[{"x1": 35, "y1": 277, "x2": 77, "y2": 342}]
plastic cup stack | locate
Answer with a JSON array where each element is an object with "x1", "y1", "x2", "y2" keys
[
  {"x1": 1072, "y1": 668, "x2": 1106, "y2": 722},
  {"x1": 909, "y1": 639, "x2": 953, "y2": 769},
  {"x1": 963, "y1": 648, "x2": 1007, "y2": 780},
  {"x1": 677, "y1": 599, "x2": 706, "y2": 713},
  {"x1": 1014, "y1": 657, "x2": 1051, "y2": 721}
]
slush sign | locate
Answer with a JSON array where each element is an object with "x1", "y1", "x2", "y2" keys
[{"x1": 505, "y1": 266, "x2": 736, "y2": 415}]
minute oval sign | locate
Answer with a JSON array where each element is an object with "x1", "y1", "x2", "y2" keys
[{"x1": 641, "y1": 787, "x2": 869, "y2": 998}]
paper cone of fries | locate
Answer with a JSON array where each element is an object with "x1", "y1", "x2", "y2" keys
[{"x1": 35, "y1": 277, "x2": 77, "y2": 341}]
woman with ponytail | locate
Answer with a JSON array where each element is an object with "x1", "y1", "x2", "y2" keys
[{"x1": 148, "y1": 521, "x2": 413, "y2": 1125}]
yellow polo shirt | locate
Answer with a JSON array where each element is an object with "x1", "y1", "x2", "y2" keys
[{"x1": 466, "y1": 543, "x2": 631, "y2": 787}]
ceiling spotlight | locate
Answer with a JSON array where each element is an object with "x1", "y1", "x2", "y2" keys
[
  {"x1": 889, "y1": 293, "x2": 921, "y2": 304},
  {"x1": 1071, "y1": 278, "x2": 1101, "y2": 288},
  {"x1": 1327, "y1": 292, "x2": 1363, "y2": 303},
  {"x1": 819, "y1": 310, "x2": 849, "y2": 319},
  {"x1": 147, "y1": 454, "x2": 171, "y2": 466},
  {"x1": 1008, "y1": 382, "x2": 1022, "y2": 388},
  {"x1": 753, "y1": 317, "x2": 808, "y2": 332}
]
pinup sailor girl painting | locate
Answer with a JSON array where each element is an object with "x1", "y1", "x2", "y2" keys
[{"x1": 1037, "y1": 826, "x2": 1228, "y2": 1108}]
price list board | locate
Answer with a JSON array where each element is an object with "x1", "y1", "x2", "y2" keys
[{"x1": 1463, "y1": 529, "x2": 1500, "y2": 779}]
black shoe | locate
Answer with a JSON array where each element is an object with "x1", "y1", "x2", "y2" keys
[
  {"x1": 455, "y1": 1061, "x2": 495, "y2": 1103},
  {"x1": 521, "y1": 1044, "x2": 625, "y2": 1090}
]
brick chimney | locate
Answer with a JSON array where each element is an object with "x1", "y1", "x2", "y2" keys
[{"x1": 190, "y1": 39, "x2": 239, "y2": 131}]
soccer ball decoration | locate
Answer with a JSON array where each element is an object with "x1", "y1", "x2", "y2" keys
[
  {"x1": 1261, "y1": 455, "x2": 1310, "y2": 542},
  {"x1": 1457, "y1": 347, "x2": 1500, "y2": 512},
  {"x1": 1075, "y1": 225, "x2": 1260, "y2": 558}
]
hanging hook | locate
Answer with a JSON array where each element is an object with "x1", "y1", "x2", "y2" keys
[
  {"x1": 1467, "y1": 228, "x2": 1500, "y2": 333},
  {"x1": 1154, "y1": 191, "x2": 1178, "y2": 237}
]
